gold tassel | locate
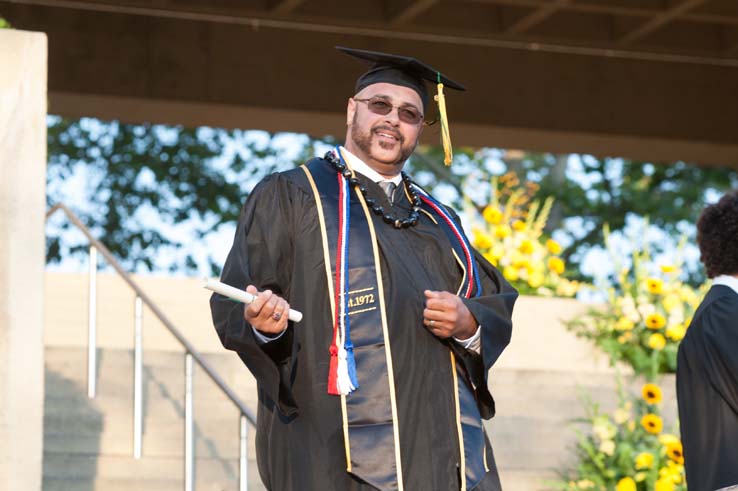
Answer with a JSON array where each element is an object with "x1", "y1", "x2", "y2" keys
[{"x1": 434, "y1": 81, "x2": 453, "y2": 166}]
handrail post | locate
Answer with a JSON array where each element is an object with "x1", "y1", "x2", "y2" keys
[
  {"x1": 87, "y1": 245, "x2": 98, "y2": 399},
  {"x1": 133, "y1": 296, "x2": 144, "y2": 459},
  {"x1": 239, "y1": 414, "x2": 248, "y2": 491},
  {"x1": 46, "y1": 204, "x2": 260, "y2": 491},
  {"x1": 185, "y1": 353, "x2": 194, "y2": 491}
]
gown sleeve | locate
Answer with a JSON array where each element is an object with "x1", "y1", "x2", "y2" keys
[
  {"x1": 440, "y1": 207, "x2": 517, "y2": 418},
  {"x1": 209, "y1": 173, "x2": 300, "y2": 417},
  {"x1": 456, "y1": 251, "x2": 517, "y2": 419},
  {"x1": 702, "y1": 293, "x2": 738, "y2": 415}
]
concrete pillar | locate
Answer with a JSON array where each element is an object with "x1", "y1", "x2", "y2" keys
[{"x1": 0, "y1": 29, "x2": 48, "y2": 491}]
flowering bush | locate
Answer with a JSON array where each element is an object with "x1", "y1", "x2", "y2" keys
[
  {"x1": 469, "y1": 173, "x2": 581, "y2": 297},
  {"x1": 566, "y1": 226, "x2": 706, "y2": 378},
  {"x1": 556, "y1": 382, "x2": 686, "y2": 491}
]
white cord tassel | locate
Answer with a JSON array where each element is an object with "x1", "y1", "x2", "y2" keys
[{"x1": 336, "y1": 347, "x2": 356, "y2": 395}]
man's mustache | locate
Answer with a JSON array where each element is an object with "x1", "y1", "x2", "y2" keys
[{"x1": 372, "y1": 125, "x2": 403, "y2": 143}]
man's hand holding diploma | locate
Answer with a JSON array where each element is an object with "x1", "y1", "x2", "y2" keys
[{"x1": 244, "y1": 286, "x2": 291, "y2": 336}]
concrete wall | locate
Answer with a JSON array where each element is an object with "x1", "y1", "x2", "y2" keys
[
  {"x1": 44, "y1": 272, "x2": 614, "y2": 373},
  {"x1": 0, "y1": 28, "x2": 48, "y2": 491}
]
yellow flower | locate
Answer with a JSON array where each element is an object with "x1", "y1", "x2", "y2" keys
[
  {"x1": 592, "y1": 416, "x2": 616, "y2": 440},
  {"x1": 642, "y1": 383, "x2": 663, "y2": 404},
  {"x1": 503, "y1": 266, "x2": 519, "y2": 282},
  {"x1": 662, "y1": 293, "x2": 681, "y2": 313},
  {"x1": 482, "y1": 252, "x2": 498, "y2": 265},
  {"x1": 490, "y1": 244, "x2": 505, "y2": 260},
  {"x1": 512, "y1": 219, "x2": 526, "y2": 231},
  {"x1": 660, "y1": 460, "x2": 684, "y2": 484},
  {"x1": 556, "y1": 279, "x2": 580, "y2": 297},
  {"x1": 660, "y1": 264, "x2": 677, "y2": 273},
  {"x1": 528, "y1": 271, "x2": 545, "y2": 289},
  {"x1": 613, "y1": 406, "x2": 630, "y2": 424},
  {"x1": 482, "y1": 206, "x2": 503, "y2": 225},
  {"x1": 473, "y1": 228, "x2": 493, "y2": 249},
  {"x1": 546, "y1": 239, "x2": 562, "y2": 254},
  {"x1": 548, "y1": 257, "x2": 565, "y2": 275},
  {"x1": 576, "y1": 479, "x2": 595, "y2": 489},
  {"x1": 634, "y1": 472, "x2": 648, "y2": 482},
  {"x1": 635, "y1": 452, "x2": 654, "y2": 469},
  {"x1": 615, "y1": 317, "x2": 635, "y2": 331},
  {"x1": 646, "y1": 313, "x2": 667, "y2": 329},
  {"x1": 646, "y1": 278, "x2": 664, "y2": 294},
  {"x1": 641, "y1": 413, "x2": 663, "y2": 434},
  {"x1": 494, "y1": 224, "x2": 511, "y2": 239},
  {"x1": 658, "y1": 434, "x2": 680, "y2": 446},
  {"x1": 655, "y1": 477, "x2": 675, "y2": 491},
  {"x1": 666, "y1": 440, "x2": 684, "y2": 464},
  {"x1": 512, "y1": 256, "x2": 530, "y2": 269},
  {"x1": 616, "y1": 477, "x2": 636, "y2": 491},
  {"x1": 617, "y1": 332, "x2": 632, "y2": 344},
  {"x1": 648, "y1": 333, "x2": 667, "y2": 350},
  {"x1": 599, "y1": 439, "x2": 615, "y2": 456},
  {"x1": 665, "y1": 323, "x2": 686, "y2": 341},
  {"x1": 519, "y1": 238, "x2": 535, "y2": 255}
]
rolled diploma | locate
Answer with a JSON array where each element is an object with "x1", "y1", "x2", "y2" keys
[{"x1": 203, "y1": 278, "x2": 303, "y2": 323}]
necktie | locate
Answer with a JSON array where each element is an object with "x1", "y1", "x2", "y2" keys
[{"x1": 378, "y1": 181, "x2": 396, "y2": 202}]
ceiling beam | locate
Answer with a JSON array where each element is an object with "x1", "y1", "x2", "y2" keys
[
  {"x1": 270, "y1": 0, "x2": 305, "y2": 16},
  {"x1": 686, "y1": 12, "x2": 738, "y2": 27},
  {"x1": 505, "y1": 0, "x2": 570, "y2": 35},
  {"x1": 617, "y1": 0, "x2": 708, "y2": 45},
  {"x1": 388, "y1": 0, "x2": 438, "y2": 26},
  {"x1": 7, "y1": 0, "x2": 738, "y2": 68},
  {"x1": 470, "y1": 0, "x2": 738, "y2": 26}
]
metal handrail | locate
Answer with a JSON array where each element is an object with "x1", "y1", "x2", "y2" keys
[{"x1": 46, "y1": 202, "x2": 257, "y2": 489}]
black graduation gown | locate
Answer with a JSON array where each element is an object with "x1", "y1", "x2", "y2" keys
[
  {"x1": 210, "y1": 162, "x2": 517, "y2": 491},
  {"x1": 677, "y1": 285, "x2": 738, "y2": 491}
]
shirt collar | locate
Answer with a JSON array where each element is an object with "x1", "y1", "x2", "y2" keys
[
  {"x1": 338, "y1": 146, "x2": 403, "y2": 186},
  {"x1": 713, "y1": 275, "x2": 738, "y2": 295}
]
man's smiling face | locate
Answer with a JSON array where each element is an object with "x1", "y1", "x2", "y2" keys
[{"x1": 345, "y1": 82, "x2": 424, "y2": 177}]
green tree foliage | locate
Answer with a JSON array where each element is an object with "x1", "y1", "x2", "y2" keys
[
  {"x1": 411, "y1": 146, "x2": 737, "y2": 284},
  {"x1": 47, "y1": 116, "x2": 737, "y2": 278},
  {"x1": 0, "y1": 16, "x2": 11, "y2": 28},
  {"x1": 46, "y1": 116, "x2": 321, "y2": 273}
]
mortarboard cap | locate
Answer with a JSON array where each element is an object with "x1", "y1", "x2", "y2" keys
[
  {"x1": 337, "y1": 46, "x2": 464, "y2": 166},
  {"x1": 336, "y1": 46, "x2": 465, "y2": 109}
]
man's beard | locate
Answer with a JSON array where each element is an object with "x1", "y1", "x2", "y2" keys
[{"x1": 350, "y1": 116, "x2": 416, "y2": 167}]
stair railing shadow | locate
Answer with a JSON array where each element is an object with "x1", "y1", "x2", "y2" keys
[
  {"x1": 142, "y1": 363, "x2": 239, "y2": 482},
  {"x1": 46, "y1": 203, "x2": 256, "y2": 491},
  {"x1": 43, "y1": 367, "x2": 103, "y2": 491}
]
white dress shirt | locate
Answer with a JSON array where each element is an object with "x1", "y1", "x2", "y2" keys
[{"x1": 713, "y1": 274, "x2": 738, "y2": 295}]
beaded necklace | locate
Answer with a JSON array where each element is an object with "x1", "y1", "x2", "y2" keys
[{"x1": 324, "y1": 150, "x2": 421, "y2": 229}]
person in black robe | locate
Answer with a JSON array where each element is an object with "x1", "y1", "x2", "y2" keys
[
  {"x1": 677, "y1": 190, "x2": 738, "y2": 491},
  {"x1": 210, "y1": 47, "x2": 517, "y2": 491}
]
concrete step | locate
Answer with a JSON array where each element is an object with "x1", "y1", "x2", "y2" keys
[
  {"x1": 45, "y1": 347, "x2": 258, "y2": 400},
  {"x1": 44, "y1": 346, "x2": 680, "y2": 491},
  {"x1": 44, "y1": 346, "x2": 264, "y2": 490},
  {"x1": 499, "y1": 470, "x2": 559, "y2": 491},
  {"x1": 42, "y1": 457, "x2": 266, "y2": 491}
]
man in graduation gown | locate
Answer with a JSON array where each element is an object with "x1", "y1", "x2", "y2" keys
[
  {"x1": 210, "y1": 47, "x2": 517, "y2": 491},
  {"x1": 677, "y1": 190, "x2": 738, "y2": 491}
]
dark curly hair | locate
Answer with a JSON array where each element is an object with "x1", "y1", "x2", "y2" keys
[{"x1": 696, "y1": 190, "x2": 738, "y2": 278}]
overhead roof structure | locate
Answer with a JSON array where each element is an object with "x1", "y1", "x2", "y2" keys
[{"x1": 2, "y1": 0, "x2": 738, "y2": 166}]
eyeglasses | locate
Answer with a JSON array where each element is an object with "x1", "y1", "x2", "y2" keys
[{"x1": 353, "y1": 97, "x2": 425, "y2": 125}]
